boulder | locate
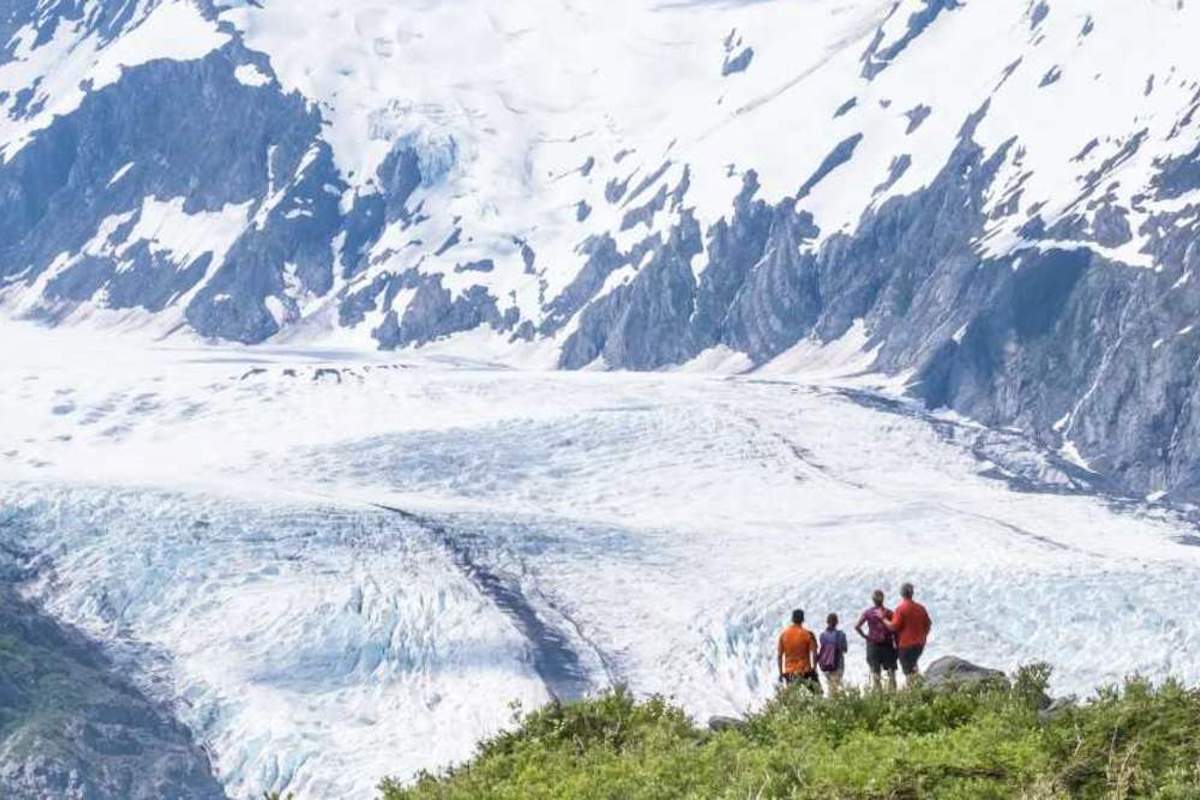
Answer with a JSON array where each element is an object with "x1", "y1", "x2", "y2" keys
[
  {"x1": 923, "y1": 656, "x2": 1009, "y2": 691},
  {"x1": 1037, "y1": 695, "x2": 1076, "y2": 723},
  {"x1": 707, "y1": 715, "x2": 747, "y2": 733}
]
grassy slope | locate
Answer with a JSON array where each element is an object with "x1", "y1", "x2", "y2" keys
[{"x1": 379, "y1": 667, "x2": 1200, "y2": 799}]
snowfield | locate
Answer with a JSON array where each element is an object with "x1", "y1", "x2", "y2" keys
[{"x1": 2, "y1": 318, "x2": 1200, "y2": 798}]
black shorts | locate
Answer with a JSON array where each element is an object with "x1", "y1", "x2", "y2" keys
[
  {"x1": 782, "y1": 670, "x2": 821, "y2": 692},
  {"x1": 899, "y1": 644, "x2": 925, "y2": 674},
  {"x1": 866, "y1": 641, "x2": 898, "y2": 672}
]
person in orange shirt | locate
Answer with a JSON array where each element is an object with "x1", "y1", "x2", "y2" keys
[
  {"x1": 884, "y1": 582, "x2": 932, "y2": 687},
  {"x1": 776, "y1": 609, "x2": 819, "y2": 692}
]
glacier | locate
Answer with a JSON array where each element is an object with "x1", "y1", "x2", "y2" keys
[{"x1": 2, "y1": 320, "x2": 1200, "y2": 798}]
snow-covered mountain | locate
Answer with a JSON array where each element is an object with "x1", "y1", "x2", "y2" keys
[
  {"x1": 5, "y1": 0, "x2": 1200, "y2": 498},
  {"x1": 6, "y1": 6, "x2": 1200, "y2": 798}
]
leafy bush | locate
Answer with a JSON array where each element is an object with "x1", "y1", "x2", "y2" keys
[{"x1": 379, "y1": 670, "x2": 1200, "y2": 800}]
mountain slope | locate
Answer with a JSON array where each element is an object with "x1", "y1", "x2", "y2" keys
[
  {"x1": 0, "y1": 565, "x2": 225, "y2": 800},
  {"x1": 4, "y1": 0, "x2": 1200, "y2": 497}
]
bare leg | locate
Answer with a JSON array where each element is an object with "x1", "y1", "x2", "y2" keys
[
  {"x1": 826, "y1": 670, "x2": 843, "y2": 698},
  {"x1": 885, "y1": 669, "x2": 897, "y2": 692}
]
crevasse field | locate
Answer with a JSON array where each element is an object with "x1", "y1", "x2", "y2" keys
[{"x1": 3, "y1": 320, "x2": 1199, "y2": 799}]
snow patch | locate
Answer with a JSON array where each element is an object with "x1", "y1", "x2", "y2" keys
[
  {"x1": 1060, "y1": 439, "x2": 1094, "y2": 472},
  {"x1": 107, "y1": 161, "x2": 135, "y2": 186},
  {"x1": 233, "y1": 62, "x2": 272, "y2": 87},
  {"x1": 756, "y1": 319, "x2": 879, "y2": 381},
  {"x1": 672, "y1": 345, "x2": 752, "y2": 375}
]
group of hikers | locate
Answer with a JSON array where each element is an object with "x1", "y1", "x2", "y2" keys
[{"x1": 776, "y1": 582, "x2": 932, "y2": 696}]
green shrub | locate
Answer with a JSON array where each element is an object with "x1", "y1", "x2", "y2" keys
[{"x1": 379, "y1": 670, "x2": 1200, "y2": 800}]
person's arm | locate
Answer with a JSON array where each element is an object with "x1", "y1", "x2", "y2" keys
[
  {"x1": 853, "y1": 613, "x2": 869, "y2": 640},
  {"x1": 839, "y1": 631, "x2": 848, "y2": 654},
  {"x1": 883, "y1": 608, "x2": 901, "y2": 632},
  {"x1": 777, "y1": 635, "x2": 785, "y2": 680}
]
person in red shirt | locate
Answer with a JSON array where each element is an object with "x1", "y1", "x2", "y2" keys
[
  {"x1": 884, "y1": 582, "x2": 932, "y2": 687},
  {"x1": 776, "y1": 609, "x2": 819, "y2": 693}
]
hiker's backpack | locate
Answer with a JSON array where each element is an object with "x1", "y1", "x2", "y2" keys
[{"x1": 818, "y1": 636, "x2": 840, "y2": 672}]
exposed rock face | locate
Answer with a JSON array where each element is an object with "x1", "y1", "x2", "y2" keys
[
  {"x1": 0, "y1": 585, "x2": 227, "y2": 800},
  {"x1": 549, "y1": 104, "x2": 1200, "y2": 502}
]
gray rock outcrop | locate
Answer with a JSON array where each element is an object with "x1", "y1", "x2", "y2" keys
[
  {"x1": 707, "y1": 715, "x2": 748, "y2": 733},
  {"x1": 0, "y1": 586, "x2": 227, "y2": 800},
  {"x1": 1037, "y1": 695, "x2": 1077, "y2": 723},
  {"x1": 923, "y1": 656, "x2": 1010, "y2": 691}
]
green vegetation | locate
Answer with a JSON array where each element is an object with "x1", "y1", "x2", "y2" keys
[{"x1": 380, "y1": 667, "x2": 1200, "y2": 799}]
